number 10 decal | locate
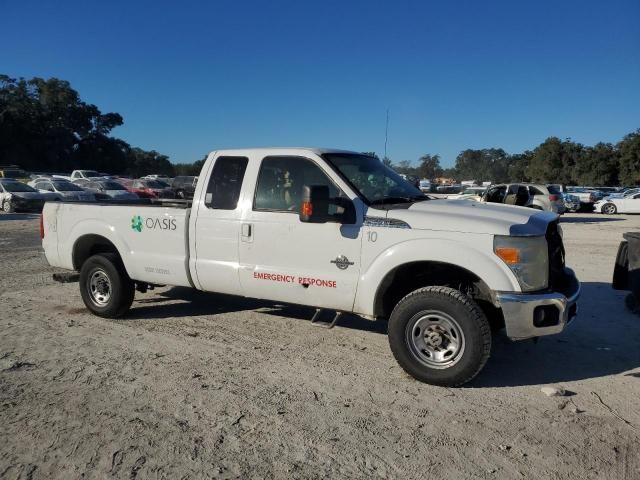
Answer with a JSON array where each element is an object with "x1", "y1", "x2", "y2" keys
[{"x1": 367, "y1": 231, "x2": 378, "y2": 242}]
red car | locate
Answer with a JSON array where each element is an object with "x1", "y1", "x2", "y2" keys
[{"x1": 122, "y1": 179, "x2": 176, "y2": 199}]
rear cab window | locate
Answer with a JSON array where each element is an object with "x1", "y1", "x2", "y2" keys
[{"x1": 204, "y1": 156, "x2": 249, "y2": 209}]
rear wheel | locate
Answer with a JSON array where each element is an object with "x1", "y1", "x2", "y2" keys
[
  {"x1": 602, "y1": 203, "x2": 617, "y2": 215},
  {"x1": 388, "y1": 286, "x2": 491, "y2": 387},
  {"x1": 176, "y1": 190, "x2": 185, "y2": 199},
  {"x1": 79, "y1": 253, "x2": 134, "y2": 318}
]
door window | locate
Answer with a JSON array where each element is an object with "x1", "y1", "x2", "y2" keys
[
  {"x1": 254, "y1": 156, "x2": 340, "y2": 213},
  {"x1": 204, "y1": 156, "x2": 248, "y2": 210},
  {"x1": 485, "y1": 186, "x2": 507, "y2": 203}
]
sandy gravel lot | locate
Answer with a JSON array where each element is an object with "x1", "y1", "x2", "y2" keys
[{"x1": 1, "y1": 213, "x2": 639, "y2": 479}]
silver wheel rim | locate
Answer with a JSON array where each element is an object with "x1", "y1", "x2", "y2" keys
[
  {"x1": 405, "y1": 310, "x2": 466, "y2": 369},
  {"x1": 87, "y1": 269, "x2": 112, "y2": 306},
  {"x1": 3, "y1": 202, "x2": 10, "y2": 212},
  {"x1": 604, "y1": 204, "x2": 615, "y2": 214}
]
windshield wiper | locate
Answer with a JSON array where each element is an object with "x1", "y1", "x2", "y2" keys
[{"x1": 369, "y1": 195, "x2": 428, "y2": 205}]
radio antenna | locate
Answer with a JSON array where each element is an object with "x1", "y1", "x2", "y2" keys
[{"x1": 384, "y1": 108, "x2": 390, "y2": 159}]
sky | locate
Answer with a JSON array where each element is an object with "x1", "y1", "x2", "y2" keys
[{"x1": 2, "y1": 0, "x2": 639, "y2": 166}]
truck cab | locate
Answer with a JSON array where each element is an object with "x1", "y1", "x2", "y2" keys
[{"x1": 42, "y1": 148, "x2": 580, "y2": 387}]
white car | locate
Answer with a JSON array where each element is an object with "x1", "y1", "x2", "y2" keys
[
  {"x1": 594, "y1": 192, "x2": 640, "y2": 214},
  {"x1": 41, "y1": 147, "x2": 580, "y2": 387},
  {"x1": 29, "y1": 179, "x2": 96, "y2": 202}
]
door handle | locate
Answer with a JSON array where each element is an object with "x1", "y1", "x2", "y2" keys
[{"x1": 241, "y1": 223, "x2": 253, "y2": 242}]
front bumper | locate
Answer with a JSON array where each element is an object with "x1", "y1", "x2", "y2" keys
[{"x1": 496, "y1": 268, "x2": 580, "y2": 340}]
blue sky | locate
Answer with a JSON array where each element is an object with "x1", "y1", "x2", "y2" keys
[{"x1": 2, "y1": 0, "x2": 639, "y2": 166}]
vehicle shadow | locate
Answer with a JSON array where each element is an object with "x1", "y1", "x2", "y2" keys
[
  {"x1": 560, "y1": 216, "x2": 625, "y2": 224},
  {"x1": 126, "y1": 287, "x2": 387, "y2": 334},
  {"x1": 470, "y1": 281, "x2": 640, "y2": 387},
  {"x1": 0, "y1": 213, "x2": 40, "y2": 221}
]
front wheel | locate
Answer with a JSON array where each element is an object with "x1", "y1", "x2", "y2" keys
[
  {"x1": 602, "y1": 203, "x2": 617, "y2": 215},
  {"x1": 79, "y1": 253, "x2": 135, "y2": 318},
  {"x1": 388, "y1": 286, "x2": 491, "y2": 386},
  {"x1": 2, "y1": 200, "x2": 14, "y2": 213}
]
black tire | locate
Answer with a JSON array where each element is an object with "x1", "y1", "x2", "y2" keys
[
  {"x1": 2, "y1": 200, "x2": 14, "y2": 213},
  {"x1": 79, "y1": 253, "x2": 135, "y2": 318},
  {"x1": 388, "y1": 286, "x2": 491, "y2": 387},
  {"x1": 176, "y1": 190, "x2": 185, "y2": 199},
  {"x1": 602, "y1": 203, "x2": 617, "y2": 215}
]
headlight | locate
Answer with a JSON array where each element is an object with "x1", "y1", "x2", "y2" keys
[{"x1": 494, "y1": 235, "x2": 548, "y2": 291}]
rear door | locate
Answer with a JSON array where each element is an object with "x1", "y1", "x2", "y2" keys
[
  {"x1": 237, "y1": 155, "x2": 362, "y2": 311},
  {"x1": 192, "y1": 155, "x2": 249, "y2": 295}
]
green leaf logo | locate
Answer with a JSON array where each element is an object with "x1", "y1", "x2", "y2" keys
[{"x1": 131, "y1": 215, "x2": 143, "y2": 232}]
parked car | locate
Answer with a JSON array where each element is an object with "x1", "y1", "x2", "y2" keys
[
  {"x1": 143, "y1": 174, "x2": 171, "y2": 181},
  {"x1": 68, "y1": 170, "x2": 102, "y2": 182},
  {"x1": 42, "y1": 147, "x2": 580, "y2": 387},
  {"x1": 171, "y1": 176, "x2": 198, "y2": 199},
  {"x1": 82, "y1": 180, "x2": 139, "y2": 201},
  {"x1": 604, "y1": 187, "x2": 640, "y2": 200},
  {"x1": 527, "y1": 184, "x2": 565, "y2": 214},
  {"x1": 29, "y1": 179, "x2": 96, "y2": 201},
  {"x1": 594, "y1": 192, "x2": 640, "y2": 214},
  {"x1": 561, "y1": 193, "x2": 581, "y2": 212},
  {"x1": 0, "y1": 165, "x2": 26, "y2": 179},
  {"x1": 566, "y1": 187, "x2": 599, "y2": 210},
  {"x1": 418, "y1": 179, "x2": 432, "y2": 193},
  {"x1": 447, "y1": 186, "x2": 486, "y2": 201},
  {"x1": 122, "y1": 179, "x2": 176, "y2": 199},
  {"x1": 0, "y1": 179, "x2": 60, "y2": 212}
]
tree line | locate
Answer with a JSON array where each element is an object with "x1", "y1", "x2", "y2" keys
[
  {"x1": 1, "y1": 75, "x2": 638, "y2": 184},
  {"x1": 0, "y1": 75, "x2": 204, "y2": 177},
  {"x1": 386, "y1": 132, "x2": 640, "y2": 186}
]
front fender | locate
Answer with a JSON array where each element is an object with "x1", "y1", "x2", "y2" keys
[{"x1": 353, "y1": 236, "x2": 521, "y2": 317}]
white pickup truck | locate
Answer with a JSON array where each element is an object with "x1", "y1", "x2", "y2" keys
[{"x1": 42, "y1": 148, "x2": 580, "y2": 386}]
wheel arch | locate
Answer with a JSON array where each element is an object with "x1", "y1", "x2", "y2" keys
[
  {"x1": 72, "y1": 234, "x2": 123, "y2": 271},
  {"x1": 372, "y1": 261, "x2": 499, "y2": 322}
]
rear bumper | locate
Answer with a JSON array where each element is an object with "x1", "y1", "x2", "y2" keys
[{"x1": 496, "y1": 268, "x2": 580, "y2": 340}]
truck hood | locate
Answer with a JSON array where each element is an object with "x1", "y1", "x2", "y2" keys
[{"x1": 379, "y1": 200, "x2": 558, "y2": 236}]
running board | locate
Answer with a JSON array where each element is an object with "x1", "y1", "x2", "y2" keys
[{"x1": 311, "y1": 309, "x2": 342, "y2": 329}]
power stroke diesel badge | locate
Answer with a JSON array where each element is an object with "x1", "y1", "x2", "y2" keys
[{"x1": 330, "y1": 255, "x2": 354, "y2": 270}]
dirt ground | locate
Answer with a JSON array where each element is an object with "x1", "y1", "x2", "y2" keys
[{"x1": 1, "y1": 213, "x2": 639, "y2": 479}]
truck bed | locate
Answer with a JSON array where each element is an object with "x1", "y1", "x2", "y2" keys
[{"x1": 43, "y1": 200, "x2": 194, "y2": 288}]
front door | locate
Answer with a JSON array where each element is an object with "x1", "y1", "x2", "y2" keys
[{"x1": 238, "y1": 155, "x2": 362, "y2": 311}]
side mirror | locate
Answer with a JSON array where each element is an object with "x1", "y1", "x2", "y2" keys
[
  {"x1": 300, "y1": 185, "x2": 329, "y2": 223},
  {"x1": 299, "y1": 185, "x2": 357, "y2": 225}
]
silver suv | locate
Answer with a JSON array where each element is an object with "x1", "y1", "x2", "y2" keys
[
  {"x1": 527, "y1": 184, "x2": 566, "y2": 214},
  {"x1": 482, "y1": 183, "x2": 565, "y2": 214}
]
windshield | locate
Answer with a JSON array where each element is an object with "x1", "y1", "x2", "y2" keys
[
  {"x1": 144, "y1": 180, "x2": 165, "y2": 188},
  {"x1": 101, "y1": 181, "x2": 126, "y2": 190},
  {"x1": 81, "y1": 171, "x2": 99, "y2": 177},
  {"x1": 53, "y1": 181, "x2": 83, "y2": 192},
  {"x1": 322, "y1": 154, "x2": 426, "y2": 205},
  {"x1": 2, "y1": 182, "x2": 37, "y2": 193}
]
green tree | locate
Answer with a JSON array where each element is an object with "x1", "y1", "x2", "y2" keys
[
  {"x1": 617, "y1": 130, "x2": 640, "y2": 185},
  {"x1": 454, "y1": 148, "x2": 510, "y2": 183},
  {"x1": 508, "y1": 151, "x2": 532, "y2": 182},
  {"x1": 527, "y1": 137, "x2": 583, "y2": 184},
  {"x1": 574, "y1": 142, "x2": 618, "y2": 186},
  {"x1": 416, "y1": 153, "x2": 442, "y2": 179}
]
